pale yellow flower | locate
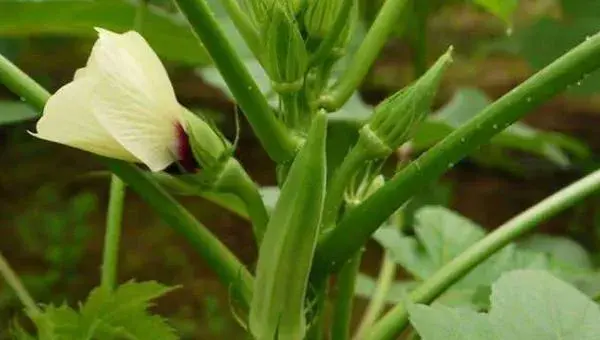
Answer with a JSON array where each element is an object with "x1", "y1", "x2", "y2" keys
[{"x1": 33, "y1": 28, "x2": 185, "y2": 172}]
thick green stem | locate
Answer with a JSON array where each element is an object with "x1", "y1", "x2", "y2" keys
[
  {"x1": 353, "y1": 252, "x2": 396, "y2": 340},
  {"x1": 172, "y1": 0, "x2": 298, "y2": 163},
  {"x1": 0, "y1": 54, "x2": 254, "y2": 307},
  {"x1": 0, "y1": 54, "x2": 48, "y2": 108},
  {"x1": 0, "y1": 252, "x2": 41, "y2": 317},
  {"x1": 366, "y1": 168, "x2": 600, "y2": 340},
  {"x1": 219, "y1": 0, "x2": 263, "y2": 61},
  {"x1": 313, "y1": 31, "x2": 600, "y2": 276},
  {"x1": 331, "y1": 252, "x2": 362, "y2": 340},
  {"x1": 101, "y1": 175, "x2": 126, "y2": 293},
  {"x1": 319, "y1": 0, "x2": 410, "y2": 111}
]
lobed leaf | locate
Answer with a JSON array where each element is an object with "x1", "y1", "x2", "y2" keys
[
  {"x1": 373, "y1": 206, "x2": 597, "y2": 309},
  {"x1": 409, "y1": 270, "x2": 600, "y2": 340},
  {"x1": 31, "y1": 281, "x2": 178, "y2": 340}
]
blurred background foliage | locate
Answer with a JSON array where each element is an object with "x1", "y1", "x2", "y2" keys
[{"x1": 1, "y1": 0, "x2": 600, "y2": 339}]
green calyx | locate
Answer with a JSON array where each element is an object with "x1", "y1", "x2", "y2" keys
[
  {"x1": 369, "y1": 47, "x2": 453, "y2": 150},
  {"x1": 357, "y1": 124, "x2": 393, "y2": 159},
  {"x1": 250, "y1": 113, "x2": 328, "y2": 340},
  {"x1": 181, "y1": 108, "x2": 230, "y2": 172}
]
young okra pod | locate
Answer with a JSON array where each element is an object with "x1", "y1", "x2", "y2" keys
[
  {"x1": 359, "y1": 48, "x2": 453, "y2": 158},
  {"x1": 249, "y1": 113, "x2": 327, "y2": 340}
]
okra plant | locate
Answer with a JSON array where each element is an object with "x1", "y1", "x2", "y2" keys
[{"x1": 2, "y1": 0, "x2": 600, "y2": 339}]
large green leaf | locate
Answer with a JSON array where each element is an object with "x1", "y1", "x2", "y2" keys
[
  {"x1": 518, "y1": 234, "x2": 593, "y2": 275},
  {"x1": 0, "y1": 0, "x2": 218, "y2": 65},
  {"x1": 32, "y1": 281, "x2": 179, "y2": 340},
  {"x1": 409, "y1": 270, "x2": 600, "y2": 340},
  {"x1": 372, "y1": 206, "x2": 596, "y2": 309},
  {"x1": 0, "y1": 101, "x2": 38, "y2": 125},
  {"x1": 374, "y1": 207, "x2": 547, "y2": 282}
]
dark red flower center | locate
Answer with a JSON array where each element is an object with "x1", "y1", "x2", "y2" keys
[{"x1": 170, "y1": 123, "x2": 199, "y2": 173}]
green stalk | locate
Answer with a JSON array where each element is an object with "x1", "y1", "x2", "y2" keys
[
  {"x1": 134, "y1": 0, "x2": 148, "y2": 32},
  {"x1": 0, "y1": 53, "x2": 254, "y2": 307},
  {"x1": 219, "y1": 0, "x2": 263, "y2": 61},
  {"x1": 321, "y1": 139, "x2": 370, "y2": 230},
  {"x1": 353, "y1": 252, "x2": 396, "y2": 340},
  {"x1": 0, "y1": 252, "x2": 41, "y2": 317},
  {"x1": 172, "y1": 0, "x2": 298, "y2": 163},
  {"x1": 366, "y1": 168, "x2": 600, "y2": 340},
  {"x1": 306, "y1": 279, "x2": 329, "y2": 340},
  {"x1": 0, "y1": 54, "x2": 48, "y2": 108},
  {"x1": 319, "y1": 0, "x2": 410, "y2": 111},
  {"x1": 105, "y1": 161, "x2": 253, "y2": 306},
  {"x1": 331, "y1": 252, "x2": 362, "y2": 340},
  {"x1": 215, "y1": 159, "x2": 269, "y2": 243},
  {"x1": 313, "y1": 31, "x2": 600, "y2": 276},
  {"x1": 100, "y1": 175, "x2": 126, "y2": 293}
]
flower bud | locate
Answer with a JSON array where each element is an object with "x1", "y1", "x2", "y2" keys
[
  {"x1": 303, "y1": 0, "x2": 344, "y2": 39},
  {"x1": 244, "y1": 0, "x2": 302, "y2": 31},
  {"x1": 262, "y1": 4, "x2": 308, "y2": 92},
  {"x1": 360, "y1": 48, "x2": 453, "y2": 157}
]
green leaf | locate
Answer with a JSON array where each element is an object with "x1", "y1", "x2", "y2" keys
[
  {"x1": 410, "y1": 304, "x2": 495, "y2": 339},
  {"x1": 32, "y1": 281, "x2": 179, "y2": 340},
  {"x1": 374, "y1": 207, "x2": 554, "y2": 309},
  {"x1": 518, "y1": 235, "x2": 593, "y2": 276},
  {"x1": 0, "y1": 0, "x2": 251, "y2": 65},
  {"x1": 511, "y1": 17, "x2": 600, "y2": 94},
  {"x1": 471, "y1": 0, "x2": 518, "y2": 24},
  {"x1": 0, "y1": 101, "x2": 38, "y2": 125},
  {"x1": 33, "y1": 304, "x2": 81, "y2": 340},
  {"x1": 409, "y1": 270, "x2": 600, "y2": 340}
]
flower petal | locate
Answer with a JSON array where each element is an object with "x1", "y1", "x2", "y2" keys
[
  {"x1": 86, "y1": 29, "x2": 182, "y2": 172},
  {"x1": 90, "y1": 28, "x2": 179, "y2": 113},
  {"x1": 91, "y1": 79, "x2": 181, "y2": 172},
  {"x1": 33, "y1": 77, "x2": 139, "y2": 162}
]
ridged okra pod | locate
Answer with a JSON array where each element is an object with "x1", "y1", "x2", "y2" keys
[{"x1": 249, "y1": 113, "x2": 328, "y2": 340}]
